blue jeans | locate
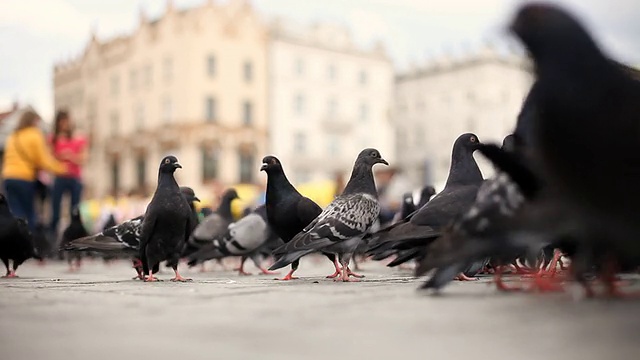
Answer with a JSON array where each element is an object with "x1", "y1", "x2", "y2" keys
[
  {"x1": 3, "y1": 179, "x2": 36, "y2": 231},
  {"x1": 50, "y1": 176, "x2": 83, "y2": 233}
]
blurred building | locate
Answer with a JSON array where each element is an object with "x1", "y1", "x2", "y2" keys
[
  {"x1": 267, "y1": 20, "x2": 395, "y2": 185},
  {"x1": 394, "y1": 44, "x2": 533, "y2": 189},
  {"x1": 53, "y1": 0, "x2": 269, "y2": 200}
]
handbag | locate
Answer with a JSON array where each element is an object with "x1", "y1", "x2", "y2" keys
[{"x1": 13, "y1": 132, "x2": 50, "y2": 201}]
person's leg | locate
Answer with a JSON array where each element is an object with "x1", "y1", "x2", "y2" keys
[
  {"x1": 69, "y1": 178, "x2": 83, "y2": 215},
  {"x1": 3, "y1": 179, "x2": 36, "y2": 231},
  {"x1": 49, "y1": 177, "x2": 65, "y2": 235}
]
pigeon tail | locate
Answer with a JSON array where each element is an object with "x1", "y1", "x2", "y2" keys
[{"x1": 268, "y1": 249, "x2": 316, "y2": 271}]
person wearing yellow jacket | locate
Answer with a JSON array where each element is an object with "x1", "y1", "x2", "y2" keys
[{"x1": 2, "y1": 110, "x2": 68, "y2": 230}]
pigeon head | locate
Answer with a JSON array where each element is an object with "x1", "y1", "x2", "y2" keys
[
  {"x1": 510, "y1": 4, "x2": 602, "y2": 69},
  {"x1": 421, "y1": 185, "x2": 436, "y2": 199},
  {"x1": 454, "y1": 133, "x2": 482, "y2": 152},
  {"x1": 501, "y1": 134, "x2": 516, "y2": 152},
  {"x1": 159, "y1": 155, "x2": 182, "y2": 174},
  {"x1": 222, "y1": 188, "x2": 240, "y2": 202},
  {"x1": 180, "y1": 187, "x2": 200, "y2": 203},
  {"x1": 260, "y1": 155, "x2": 283, "y2": 173},
  {"x1": 356, "y1": 148, "x2": 389, "y2": 168}
]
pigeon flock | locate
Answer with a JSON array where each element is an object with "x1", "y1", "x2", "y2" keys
[{"x1": 2, "y1": 3, "x2": 640, "y2": 300}]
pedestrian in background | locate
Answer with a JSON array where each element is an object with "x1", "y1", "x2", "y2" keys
[
  {"x1": 1, "y1": 110, "x2": 68, "y2": 230},
  {"x1": 48, "y1": 110, "x2": 88, "y2": 236}
]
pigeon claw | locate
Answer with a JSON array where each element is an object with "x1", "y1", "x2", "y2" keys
[
  {"x1": 2, "y1": 271, "x2": 18, "y2": 278},
  {"x1": 275, "y1": 270, "x2": 299, "y2": 281},
  {"x1": 455, "y1": 273, "x2": 478, "y2": 281}
]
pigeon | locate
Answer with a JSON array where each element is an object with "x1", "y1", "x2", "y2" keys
[
  {"x1": 186, "y1": 189, "x2": 238, "y2": 252},
  {"x1": 415, "y1": 135, "x2": 529, "y2": 291},
  {"x1": 139, "y1": 155, "x2": 194, "y2": 282},
  {"x1": 187, "y1": 205, "x2": 282, "y2": 275},
  {"x1": 63, "y1": 186, "x2": 200, "y2": 279},
  {"x1": 417, "y1": 185, "x2": 437, "y2": 209},
  {"x1": 260, "y1": 156, "x2": 345, "y2": 280},
  {"x1": 367, "y1": 133, "x2": 484, "y2": 267},
  {"x1": 0, "y1": 194, "x2": 41, "y2": 277},
  {"x1": 59, "y1": 206, "x2": 89, "y2": 272},
  {"x1": 269, "y1": 148, "x2": 389, "y2": 282},
  {"x1": 462, "y1": 4, "x2": 640, "y2": 296}
]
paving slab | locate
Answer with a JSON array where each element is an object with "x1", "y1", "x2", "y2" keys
[{"x1": 1, "y1": 258, "x2": 639, "y2": 360}]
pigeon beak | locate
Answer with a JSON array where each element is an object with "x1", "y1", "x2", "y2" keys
[
  {"x1": 174, "y1": 163, "x2": 183, "y2": 169},
  {"x1": 379, "y1": 159, "x2": 389, "y2": 166},
  {"x1": 193, "y1": 196, "x2": 201, "y2": 202},
  {"x1": 260, "y1": 163, "x2": 268, "y2": 171}
]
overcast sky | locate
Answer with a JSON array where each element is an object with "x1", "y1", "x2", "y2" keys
[{"x1": 1, "y1": 0, "x2": 639, "y2": 120}]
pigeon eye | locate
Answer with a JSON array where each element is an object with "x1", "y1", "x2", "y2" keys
[
  {"x1": 164, "y1": 159, "x2": 171, "y2": 164},
  {"x1": 371, "y1": 152, "x2": 378, "y2": 157},
  {"x1": 470, "y1": 137, "x2": 476, "y2": 143}
]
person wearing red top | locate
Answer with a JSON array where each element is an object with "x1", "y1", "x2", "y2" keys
[{"x1": 49, "y1": 110, "x2": 88, "y2": 236}]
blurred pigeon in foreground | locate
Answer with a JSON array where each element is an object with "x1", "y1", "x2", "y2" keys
[{"x1": 269, "y1": 148, "x2": 388, "y2": 282}]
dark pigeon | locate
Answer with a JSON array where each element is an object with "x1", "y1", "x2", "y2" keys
[
  {"x1": 417, "y1": 185, "x2": 437, "y2": 209},
  {"x1": 269, "y1": 148, "x2": 388, "y2": 282},
  {"x1": 139, "y1": 155, "x2": 194, "y2": 282},
  {"x1": 260, "y1": 156, "x2": 344, "y2": 280},
  {"x1": 0, "y1": 194, "x2": 41, "y2": 277},
  {"x1": 367, "y1": 133, "x2": 484, "y2": 267},
  {"x1": 63, "y1": 186, "x2": 200, "y2": 280},
  {"x1": 506, "y1": 3, "x2": 640, "y2": 294},
  {"x1": 59, "y1": 206, "x2": 89, "y2": 272},
  {"x1": 416, "y1": 135, "x2": 528, "y2": 291},
  {"x1": 187, "y1": 205, "x2": 282, "y2": 275}
]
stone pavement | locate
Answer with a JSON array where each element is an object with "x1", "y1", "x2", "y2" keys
[{"x1": 1, "y1": 257, "x2": 639, "y2": 360}]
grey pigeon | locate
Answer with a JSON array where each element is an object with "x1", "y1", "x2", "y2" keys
[
  {"x1": 139, "y1": 156, "x2": 194, "y2": 282},
  {"x1": 269, "y1": 148, "x2": 388, "y2": 282},
  {"x1": 367, "y1": 133, "x2": 484, "y2": 267},
  {"x1": 187, "y1": 189, "x2": 238, "y2": 251},
  {"x1": 187, "y1": 205, "x2": 282, "y2": 275},
  {"x1": 0, "y1": 194, "x2": 41, "y2": 277},
  {"x1": 260, "y1": 156, "x2": 344, "y2": 280}
]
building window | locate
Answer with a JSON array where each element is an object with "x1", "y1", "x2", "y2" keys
[
  {"x1": 294, "y1": 93, "x2": 305, "y2": 116},
  {"x1": 294, "y1": 58, "x2": 304, "y2": 76},
  {"x1": 327, "y1": 64, "x2": 337, "y2": 80},
  {"x1": 162, "y1": 97, "x2": 172, "y2": 124},
  {"x1": 359, "y1": 102, "x2": 369, "y2": 122},
  {"x1": 135, "y1": 104, "x2": 144, "y2": 130},
  {"x1": 111, "y1": 160, "x2": 120, "y2": 195},
  {"x1": 129, "y1": 69, "x2": 137, "y2": 92},
  {"x1": 239, "y1": 153, "x2": 254, "y2": 183},
  {"x1": 135, "y1": 156, "x2": 146, "y2": 189},
  {"x1": 144, "y1": 64, "x2": 152, "y2": 87},
  {"x1": 294, "y1": 132, "x2": 306, "y2": 153},
  {"x1": 110, "y1": 111, "x2": 119, "y2": 136},
  {"x1": 205, "y1": 97, "x2": 216, "y2": 122},
  {"x1": 110, "y1": 75, "x2": 119, "y2": 97},
  {"x1": 327, "y1": 135, "x2": 340, "y2": 156},
  {"x1": 327, "y1": 97, "x2": 338, "y2": 118},
  {"x1": 201, "y1": 146, "x2": 219, "y2": 182},
  {"x1": 207, "y1": 55, "x2": 216, "y2": 77},
  {"x1": 163, "y1": 57, "x2": 173, "y2": 82},
  {"x1": 358, "y1": 70, "x2": 368, "y2": 85},
  {"x1": 242, "y1": 101, "x2": 253, "y2": 125},
  {"x1": 243, "y1": 61, "x2": 253, "y2": 82}
]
